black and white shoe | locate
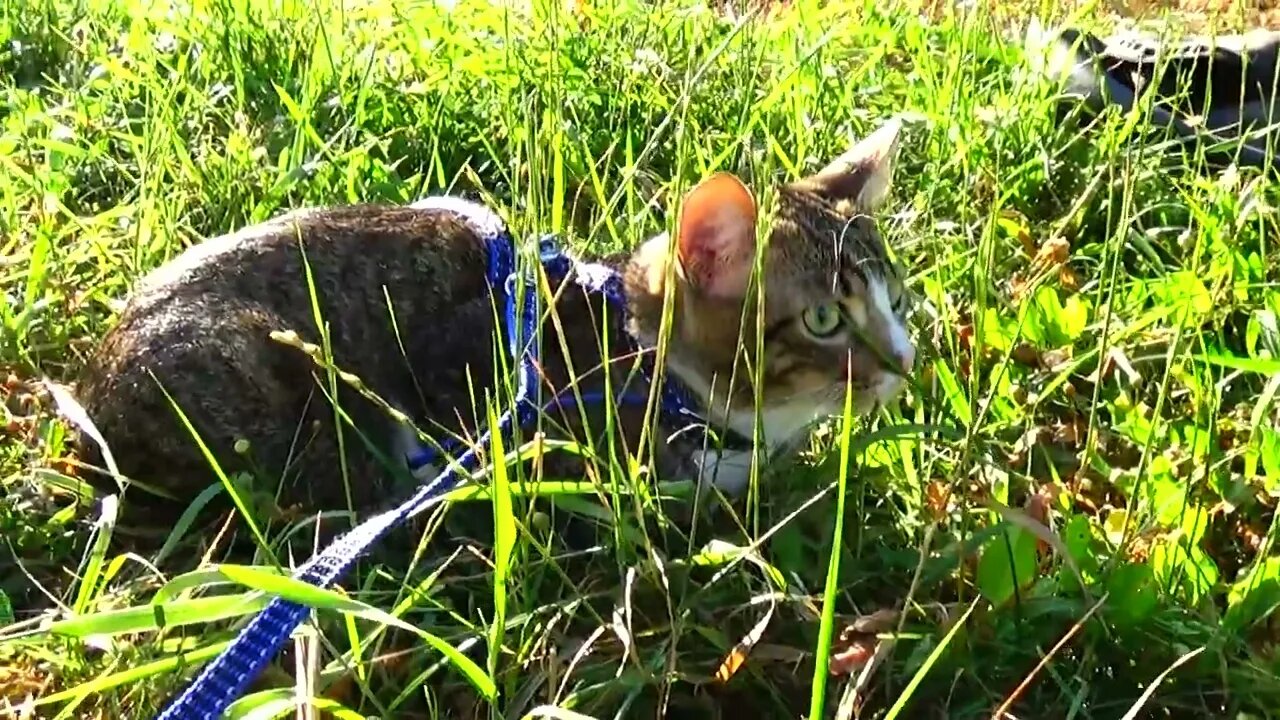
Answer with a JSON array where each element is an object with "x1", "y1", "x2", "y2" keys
[{"x1": 1027, "y1": 21, "x2": 1280, "y2": 173}]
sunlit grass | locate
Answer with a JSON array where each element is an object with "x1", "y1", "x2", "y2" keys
[{"x1": 2, "y1": 0, "x2": 1280, "y2": 717}]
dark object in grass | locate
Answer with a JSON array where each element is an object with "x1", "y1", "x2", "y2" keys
[
  {"x1": 72, "y1": 120, "x2": 917, "y2": 535},
  {"x1": 1030, "y1": 23, "x2": 1280, "y2": 174}
]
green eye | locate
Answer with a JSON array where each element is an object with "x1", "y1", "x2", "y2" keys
[{"x1": 801, "y1": 303, "x2": 844, "y2": 338}]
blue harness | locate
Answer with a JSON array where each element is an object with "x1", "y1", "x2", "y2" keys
[{"x1": 153, "y1": 197, "x2": 722, "y2": 720}]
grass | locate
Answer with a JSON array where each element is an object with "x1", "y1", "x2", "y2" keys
[{"x1": 3, "y1": 0, "x2": 1280, "y2": 717}]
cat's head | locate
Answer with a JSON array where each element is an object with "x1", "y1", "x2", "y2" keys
[{"x1": 629, "y1": 119, "x2": 914, "y2": 450}]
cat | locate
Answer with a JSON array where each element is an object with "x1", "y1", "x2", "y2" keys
[{"x1": 73, "y1": 118, "x2": 915, "y2": 531}]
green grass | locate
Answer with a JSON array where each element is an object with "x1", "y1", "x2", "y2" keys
[{"x1": 3, "y1": 0, "x2": 1280, "y2": 717}]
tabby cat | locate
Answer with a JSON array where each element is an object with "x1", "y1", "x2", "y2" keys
[{"x1": 75, "y1": 119, "x2": 914, "y2": 527}]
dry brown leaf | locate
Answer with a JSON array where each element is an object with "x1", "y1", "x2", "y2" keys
[
  {"x1": 1037, "y1": 236, "x2": 1071, "y2": 267},
  {"x1": 1010, "y1": 273, "x2": 1032, "y2": 302},
  {"x1": 829, "y1": 609, "x2": 899, "y2": 677},
  {"x1": 925, "y1": 480, "x2": 952, "y2": 522},
  {"x1": 1059, "y1": 265, "x2": 1081, "y2": 291},
  {"x1": 1010, "y1": 343, "x2": 1041, "y2": 367},
  {"x1": 713, "y1": 600, "x2": 776, "y2": 684}
]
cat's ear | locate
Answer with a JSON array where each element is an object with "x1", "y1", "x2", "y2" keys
[
  {"x1": 676, "y1": 172, "x2": 758, "y2": 298},
  {"x1": 803, "y1": 118, "x2": 902, "y2": 210}
]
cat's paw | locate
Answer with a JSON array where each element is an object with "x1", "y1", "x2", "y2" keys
[
  {"x1": 691, "y1": 447, "x2": 756, "y2": 496},
  {"x1": 390, "y1": 413, "x2": 442, "y2": 484}
]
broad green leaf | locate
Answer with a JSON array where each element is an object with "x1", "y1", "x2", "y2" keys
[
  {"x1": 1149, "y1": 471, "x2": 1189, "y2": 529},
  {"x1": 976, "y1": 525, "x2": 1039, "y2": 607},
  {"x1": 1153, "y1": 271, "x2": 1212, "y2": 324},
  {"x1": 1031, "y1": 285, "x2": 1072, "y2": 347},
  {"x1": 771, "y1": 522, "x2": 808, "y2": 577},
  {"x1": 1178, "y1": 421, "x2": 1213, "y2": 463},
  {"x1": 1151, "y1": 539, "x2": 1218, "y2": 607},
  {"x1": 688, "y1": 539, "x2": 787, "y2": 589},
  {"x1": 1224, "y1": 557, "x2": 1280, "y2": 632},
  {"x1": 1112, "y1": 406, "x2": 1161, "y2": 446},
  {"x1": 216, "y1": 565, "x2": 360, "y2": 609},
  {"x1": 1259, "y1": 427, "x2": 1280, "y2": 493},
  {"x1": 979, "y1": 307, "x2": 1014, "y2": 352},
  {"x1": 1102, "y1": 508, "x2": 1129, "y2": 546},
  {"x1": 1105, "y1": 563, "x2": 1159, "y2": 626},
  {"x1": 994, "y1": 212, "x2": 1030, "y2": 246},
  {"x1": 1246, "y1": 314, "x2": 1264, "y2": 358},
  {"x1": 689, "y1": 539, "x2": 748, "y2": 568},
  {"x1": 1179, "y1": 505, "x2": 1210, "y2": 547},
  {"x1": 1061, "y1": 514, "x2": 1099, "y2": 575},
  {"x1": 1058, "y1": 294, "x2": 1091, "y2": 343}
]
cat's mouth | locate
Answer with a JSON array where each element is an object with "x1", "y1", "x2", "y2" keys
[{"x1": 812, "y1": 371, "x2": 908, "y2": 416}]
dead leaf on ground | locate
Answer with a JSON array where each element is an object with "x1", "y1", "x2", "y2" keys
[
  {"x1": 1010, "y1": 343, "x2": 1041, "y2": 367},
  {"x1": 829, "y1": 608, "x2": 898, "y2": 677},
  {"x1": 1036, "y1": 236, "x2": 1071, "y2": 267},
  {"x1": 713, "y1": 600, "x2": 776, "y2": 684},
  {"x1": 925, "y1": 480, "x2": 953, "y2": 522},
  {"x1": 1059, "y1": 265, "x2": 1081, "y2": 291}
]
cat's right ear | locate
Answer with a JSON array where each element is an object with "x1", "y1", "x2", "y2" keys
[
  {"x1": 676, "y1": 172, "x2": 758, "y2": 299},
  {"x1": 802, "y1": 117, "x2": 903, "y2": 211}
]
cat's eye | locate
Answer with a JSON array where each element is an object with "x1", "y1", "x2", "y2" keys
[{"x1": 801, "y1": 303, "x2": 844, "y2": 338}]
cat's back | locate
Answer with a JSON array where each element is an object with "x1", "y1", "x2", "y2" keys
[
  {"x1": 125, "y1": 204, "x2": 490, "y2": 320},
  {"x1": 84, "y1": 202, "x2": 501, "y2": 402},
  {"x1": 95, "y1": 203, "x2": 499, "y2": 383}
]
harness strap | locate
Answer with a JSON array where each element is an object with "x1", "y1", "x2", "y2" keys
[{"x1": 152, "y1": 197, "x2": 723, "y2": 720}]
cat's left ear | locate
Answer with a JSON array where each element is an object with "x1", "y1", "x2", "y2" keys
[
  {"x1": 676, "y1": 172, "x2": 758, "y2": 299},
  {"x1": 802, "y1": 117, "x2": 903, "y2": 211}
]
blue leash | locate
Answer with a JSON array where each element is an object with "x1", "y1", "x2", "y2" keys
[{"x1": 154, "y1": 197, "x2": 709, "y2": 719}]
